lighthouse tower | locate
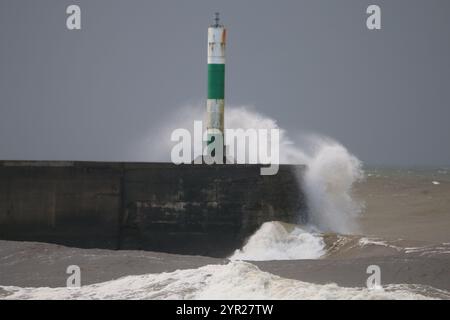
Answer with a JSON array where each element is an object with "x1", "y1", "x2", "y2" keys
[{"x1": 206, "y1": 13, "x2": 226, "y2": 160}]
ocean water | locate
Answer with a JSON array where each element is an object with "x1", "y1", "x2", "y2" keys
[
  {"x1": 2, "y1": 259, "x2": 447, "y2": 300},
  {"x1": 1, "y1": 218, "x2": 449, "y2": 300}
]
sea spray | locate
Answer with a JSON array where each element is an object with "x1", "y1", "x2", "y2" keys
[
  {"x1": 301, "y1": 138, "x2": 364, "y2": 234},
  {"x1": 227, "y1": 106, "x2": 365, "y2": 234},
  {"x1": 149, "y1": 104, "x2": 364, "y2": 234}
]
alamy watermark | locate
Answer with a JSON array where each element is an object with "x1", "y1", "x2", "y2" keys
[
  {"x1": 66, "y1": 265, "x2": 81, "y2": 288},
  {"x1": 65, "y1": 5, "x2": 380, "y2": 31},
  {"x1": 366, "y1": 5, "x2": 381, "y2": 30},
  {"x1": 66, "y1": 5, "x2": 81, "y2": 30},
  {"x1": 366, "y1": 265, "x2": 382, "y2": 290},
  {"x1": 170, "y1": 121, "x2": 280, "y2": 175}
]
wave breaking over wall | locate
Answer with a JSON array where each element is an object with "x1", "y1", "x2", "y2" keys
[{"x1": 149, "y1": 104, "x2": 364, "y2": 235}]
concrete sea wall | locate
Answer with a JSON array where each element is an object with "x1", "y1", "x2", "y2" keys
[{"x1": 0, "y1": 161, "x2": 307, "y2": 257}]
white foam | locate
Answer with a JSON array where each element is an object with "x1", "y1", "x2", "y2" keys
[
  {"x1": 358, "y1": 237, "x2": 402, "y2": 251},
  {"x1": 404, "y1": 244, "x2": 450, "y2": 257},
  {"x1": 358, "y1": 237, "x2": 390, "y2": 247},
  {"x1": 0, "y1": 261, "x2": 439, "y2": 300},
  {"x1": 230, "y1": 221, "x2": 325, "y2": 261}
]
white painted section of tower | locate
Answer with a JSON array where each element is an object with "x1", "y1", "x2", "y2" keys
[{"x1": 207, "y1": 27, "x2": 226, "y2": 64}]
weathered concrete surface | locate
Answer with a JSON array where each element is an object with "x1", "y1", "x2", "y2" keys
[
  {"x1": 0, "y1": 161, "x2": 122, "y2": 249},
  {"x1": 0, "y1": 161, "x2": 306, "y2": 257}
]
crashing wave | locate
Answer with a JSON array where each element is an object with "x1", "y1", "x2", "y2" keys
[{"x1": 0, "y1": 261, "x2": 443, "y2": 300}]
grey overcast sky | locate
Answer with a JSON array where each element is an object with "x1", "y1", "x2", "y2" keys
[{"x1": 0, "y1": 0, "x2": 449, "y2": 166}]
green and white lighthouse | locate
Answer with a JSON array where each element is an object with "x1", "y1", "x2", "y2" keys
[{"x1": 206, "y1": 13, "x2": 226, "y2": 158}]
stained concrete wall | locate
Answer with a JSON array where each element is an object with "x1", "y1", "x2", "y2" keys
[{"x1": 0, "y1": 161, "x2": 306, "y2": 257}]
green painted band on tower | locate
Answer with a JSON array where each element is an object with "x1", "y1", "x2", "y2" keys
[{"x1": 208, "y1": 64, "x2": 225, "y2": 99}]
